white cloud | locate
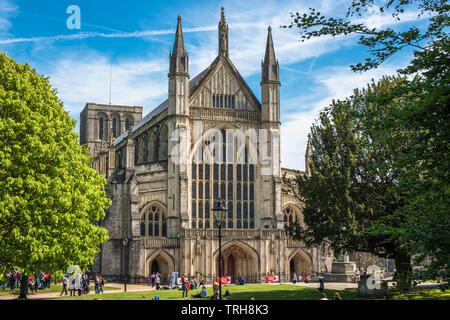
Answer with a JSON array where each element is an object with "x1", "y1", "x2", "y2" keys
[
  {"x1": 0, "y1": 0, "x2": 18, "y2": 35},
  {"x1": 0, "y1": 26, "x2": 218, "y2": 45},
  {"x1": 48, "y1": 53, "x2": 168, "y2": 115},
  {"x1": 281, "y1": 65, "x2": 400, "y2": 171},
  {"x1": 11, "y1": 0, "x2": 419, "y2": 172}
]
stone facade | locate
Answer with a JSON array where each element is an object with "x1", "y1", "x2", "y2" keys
[{"x1": 80, "y1": 9, "x2": 333, "y2": 284}]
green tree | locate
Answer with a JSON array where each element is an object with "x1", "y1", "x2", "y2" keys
[
  {"x1": 284, "y1": 76, "x2": 416, "y2": 287},
  {"x1": 0, "y1": 53, "x2": 110, "y2": 299},
  {"x1": 283, "y1": 0, "x2": 449, "y2": 286}
]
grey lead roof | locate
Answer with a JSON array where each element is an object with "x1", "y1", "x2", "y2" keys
[{"x1": 114, "y1": 67, "x2": 209, "y2": 147}]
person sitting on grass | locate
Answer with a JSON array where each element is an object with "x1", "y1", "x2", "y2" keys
[
  {"x1": 237, "y1": 276, "x2": 245, "y2": 285},
  {"x1": 320, "y1": 293, "x2": 328, "y2": 300},
  {"x1": 223, "y1": 289, "x2": 231, "y2": 298},
  {"x1": 191, "y1": 285, "x2": 207, "y2": 298},
  {"x1": 334, "y1": 292, "x2": 342, "y2": 300},
  {"x1": 304, "y1": 274, "x2": 311, "y2": 283},
  {"x1": 211, "y1": 291, "x2": 219, "y2": 300},
  {"x1": 315, "y1": 279, "x2": 324, "y2": 293}
]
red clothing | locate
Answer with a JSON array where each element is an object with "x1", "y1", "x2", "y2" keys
[{"x1": 181, "y1": 276, "x2": 186, "y2": 284}]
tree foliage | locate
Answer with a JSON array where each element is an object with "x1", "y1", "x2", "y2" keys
[
  {"x1": 283, "y1": 0, "x2": 449, "y2": 285},
  {"x1": 0, "y1": 53, "x2": 110, "y2": 297},
  {"x1": 284, "y1": 76, "x2": 415, "y2": 277},
  {"x1": 283, "y1": 0, "x2": 449, "y2": 71}
]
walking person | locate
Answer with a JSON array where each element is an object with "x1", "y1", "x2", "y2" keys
[
  {"x1": 200, "y1": 274, "x2": 205, "y2": 286},
  {"x1": 61, "y1": 276, "x2": 68, "y2": 296},
  {"x1": 43, "y1": 273, "x2": 49, "y2": 289},
  {"x1": 39, "y1": 270, "x2": 45, "y2": 290},
  {"x1": 31, "y1": 275, "x2": 38, "y2": 294},
  {"x1": 2, "y1": 272, "x2": 10, "y2": 289},
  {"x1": 151, "y1": 272, "x2": 155, "y2": 288},
  {"x1": 354, "y1": 268, "x2": 360, "y2": 282},
  {"x1": 9, "y1": 272, "x2": 15, "y2": 291},
  {"x1": 181, "y1": 274, "x2": 189, "y2": 298},
  {"x1": 83, "y1": 274, "x2": 90, "y2": 295},
  {"x1": 26, "y1": 274, "x2": 33, "y2": 295},
  {"x1": 94, "y1": 273, "x2": 99, "y2": 294},
  {"x1": 99, "y1": 274, "x2": 104, "y2": 293},
  {"x1": 155, "y1": 273, "x2": 161, "y2": 290},
  {"x1": 14, "y1": 270, "x2": 18, "y2": 289},
  {"x1": 292, "y1": 272, "x2": 297, "y2": 284}
]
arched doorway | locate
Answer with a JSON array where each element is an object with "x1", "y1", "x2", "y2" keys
[
  {"x1": 290, "y1": 259, "x2": 295, "y2": 275},
  {"x1": 150, "y1": 260, "x2": 160, "y2": 274},
  {"x1": 147, "y1": 250, "x2": 174, "y2": 284},
  {"x1": 227, "y1": 255, "x2": 235, "y2": 280},
  {"x1": 216, "y1": 241, "x2": 259, "y2": 283},
  {"x1": 289, "y1": 250, "x2": 312, "y2": 278}
]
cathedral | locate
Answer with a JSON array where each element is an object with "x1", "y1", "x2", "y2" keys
[{"x1": 79, "y1": 9, "x2": 333, "y2": 284}]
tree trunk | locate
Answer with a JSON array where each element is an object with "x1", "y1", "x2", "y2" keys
[
  {"x1": 394, "y1": 250, "x2": 412, "y2": 292},
  {"x1": 18, "y1": 274, "x2": 28, "y2": 299}
]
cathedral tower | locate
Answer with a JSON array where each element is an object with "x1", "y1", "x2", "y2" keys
[
  {"x1": 260, "y1": 26, "x2": 282, "y2": 228},
  {"x1": 167, "y1": 15, "x2": 191, "y2": 236},
  {"x1": 261, "y1": 26, "x2": 280, "y2": 123}
]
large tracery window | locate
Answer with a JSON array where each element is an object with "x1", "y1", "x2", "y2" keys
[
  {"x1": 283, "y1": 206, "x2": 302, "y2": 229},
  {"x1": 140, "y1": 204, "x2": 167, "y2": 237},
  {"x1": 191, "y1": 128, "x2": 255, "y2": 229}
]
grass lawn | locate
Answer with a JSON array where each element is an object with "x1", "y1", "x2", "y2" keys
[
  {"x1": 0, "y1": 284, "x2": 121, "y2": 296},
  {"x1": 390, "y1": 287, "x2": 450, "y2": 300},
  {"x1": 46, "y1": 284, "x2": 360, "y2": 300},
  {"x1": 44, "y1": 283, "x2": 450, "y2": 301}
]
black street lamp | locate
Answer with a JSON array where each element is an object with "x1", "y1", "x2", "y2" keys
[
  {"x1": 213, "y1": 200, "x2": 227, "y2": 300},
  {"x1": 122, "y1": 237, "x2": 129, "y2": 292}
]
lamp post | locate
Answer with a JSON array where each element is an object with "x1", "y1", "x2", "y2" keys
[
  {"x1": 122, "y1": 237, "x2": 129, "y2": 292},
  {"x1": 213, "y1": 200, "x2": 227, "y2": 301}
]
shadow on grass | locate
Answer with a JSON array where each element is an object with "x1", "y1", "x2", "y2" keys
[{"x1": 220, "y1": 287, "x2": 359, "y2": 301}]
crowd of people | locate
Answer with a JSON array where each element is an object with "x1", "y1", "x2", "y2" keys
[
  {"x1": 148, "y1": 273, "x2": 235, "y2": 299},
  {"x1": 291, "y1": 272, "x2": 312, "y2": 284},
  {"x1": 1, "y1": 270, "x2": 106, "y2": 297},
  {"x1": 66, "y1": 272, "x2": 105, "y2": 296},
  {"x1": 1, "y1": 270, "x2": 54, "y2": 294}
]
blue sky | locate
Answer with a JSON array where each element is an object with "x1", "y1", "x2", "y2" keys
[{"x1": 0, "y1": 0, "x2": 427, "y2": 170}]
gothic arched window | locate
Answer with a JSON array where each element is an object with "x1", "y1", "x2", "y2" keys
[
  {"x1": 112, "y1": 118, "x2": 118, "y2": 138},
  {"x1": 190, "y1": 128, "x2": 256, "y2": 229},
  {"x1": 283, "y1": 206, "x2": 303, "y2": 229},
  {"x1": 158, "y1": 125, "x2": 168, "y2": 161},
  {"x1": 99, "y1": 118, "x2": 104, "y2": 140},
  {"x1": 141, "y1": 204, "x2": 167, "y2": 238}
]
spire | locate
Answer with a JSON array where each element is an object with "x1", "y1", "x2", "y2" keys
[
  {"x1": 219, "y1": 6, "x2": 226, "y2": 26},
  {"x1": 218, "y1": 7, "x2": 229, "y2": 58},
  {"x1": 261, "y1": 26, "x2": 279, "y2": 82},
  {"x1": 305, "y1": 133, "x2": 312, "y2": 176},
  {"x1": 170, "y1": 15, "x2": 189, "y2": 74}
]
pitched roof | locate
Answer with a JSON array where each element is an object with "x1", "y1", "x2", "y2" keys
[
  {"x1": 114, "y1": 56, "x2": 261, "y2": 147},
  {"x1": 113, "y1": 68, "x2": 207, "y2": 146}
]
